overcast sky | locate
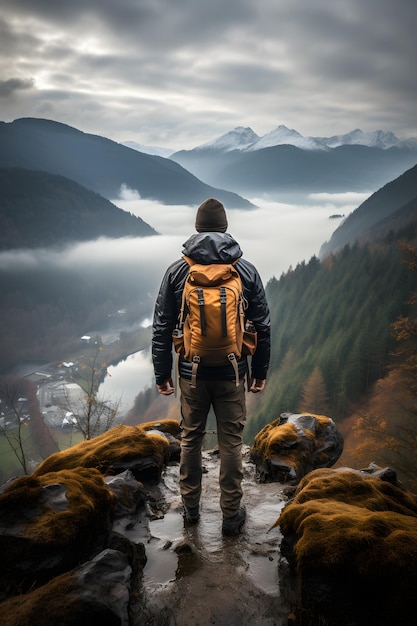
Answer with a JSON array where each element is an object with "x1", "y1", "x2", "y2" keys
[{"x1": 1, "y1": 0, "x2": 416, "y2": 150}]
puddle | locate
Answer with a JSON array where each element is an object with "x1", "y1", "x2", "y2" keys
[
  {"x1": 246, "y1": 553, "x2": 279, "y2": 595},
  {"x1": 144, "y1": 510, "x2": 184, "y2": 588}
]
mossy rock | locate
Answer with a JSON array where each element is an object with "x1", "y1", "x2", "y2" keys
[
  {"x1": 0, "y1": 467, "x2": 113, "y2": 597},
  {"x1": 250, "y1": 413, "x2": 343, "y2": 484},
  {"x1": 276, "y1": 467, "x2": 417, "y2": 624}
]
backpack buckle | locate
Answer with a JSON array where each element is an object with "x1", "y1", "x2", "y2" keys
[
  {"x1": 227, "y1": 353, "x2": 240, "y2": 387},
  {"x1": 191, "y1": 355, "x2": 200, "y2": 388}
]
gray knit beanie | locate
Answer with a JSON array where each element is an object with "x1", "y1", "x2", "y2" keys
[{"x1": 195, "y1": 198, "x2": 228, "y2": 233}]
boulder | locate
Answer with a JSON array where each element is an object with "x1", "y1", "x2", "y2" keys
[
  {"x1": 275, "y1": 466, "x2": 417, "y2": 625},
  {"x1": 0, "y1": 549, "x2": 132, "y2": 626},
  {"x1": 33, "y1": 420, "x2": 181, "y2": 484},
  {"x1": 250, "y1": 412, "x2": 343, "y2": 484},
  {"x1": 0, "y1": 467, "x2": 114, "y2": 598}
]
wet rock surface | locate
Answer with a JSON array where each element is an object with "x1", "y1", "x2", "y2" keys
[
  {"x1": 250, "y1": 413, "x2": 344, "y2": 484},
  {"x1": 116, "y1": 447, "x2": 291, "y2": 626}
]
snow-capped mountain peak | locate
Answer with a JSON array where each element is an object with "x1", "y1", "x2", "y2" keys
[
  {"x1": 197, "y1": 126, "x2": 260, "y2": 151},
  {"x1": 322, "y1": 129, "x2": 402, "y2": 149},
  {"x1": 247, "y1": 125, "x2": 324, "y2": 151}
]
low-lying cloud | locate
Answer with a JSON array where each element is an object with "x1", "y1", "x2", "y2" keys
[
  {"x1": 0, "y1": 192, "x2": 370, "y2": 294},
  {"x1": 114, "y1": 190, "x2": 370, "y2": 282}
]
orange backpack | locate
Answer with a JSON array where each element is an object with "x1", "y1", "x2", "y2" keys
[{"x1": 173, "y1": 256, "x2": 257, "y2": 387}]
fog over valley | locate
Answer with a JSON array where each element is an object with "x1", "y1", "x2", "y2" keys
[
  {"x1": 0, "y1": 191, "x2": 369, "y2": 302},
  {"x1": 100, "y1": 191, "x2": 371, "y2": 408},
  {"x1": 113, "y1": 189, "x2": 371, "y2": 286},
  {"x1": 0, "y1": 190, "x2": 369, "y2": 403}
]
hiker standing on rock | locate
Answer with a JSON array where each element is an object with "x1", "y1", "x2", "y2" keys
[{"x1": 152, "y1": 198, "x2": 271, "y2": 536}]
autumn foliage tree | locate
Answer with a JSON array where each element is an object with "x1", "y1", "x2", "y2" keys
[{"x1": 351, "y1": 244, "x2": 417, "y2": 489}]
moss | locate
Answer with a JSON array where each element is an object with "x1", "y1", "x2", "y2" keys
[
  {"x1": 288, "y1": 468, "x2": 417, "y2": 516},
  {"x1": 33, "y1": 423, "x2": 171, "y2": 477},
  {"x1": 0, "y1": 468, "x2": 114, "y2": 595},
  {"x1": 275, "y1": 468, "x2": 417, "y2": 623},
  {"x1": 277, "y1": 467, "x2": 417, "y2": 618},
  {"x1": 0, "y1": 570, "x2": 121, "y2": 625},
  {"x1": 140, "y1": 419, "x2": 181, "y2": 437},
  {"x1": 251, "y1": 414, "x2": 332, "y2": 461},
  {"x1": 0, "y1": 571, "x2": 77, "y2": 626}
]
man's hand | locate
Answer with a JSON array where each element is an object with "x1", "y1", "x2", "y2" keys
[
  {"x1": 249, "y1": 378, "x2": 266, "y2": 393},
  {"x1": 156, "y1": 378, "x2": 175, "y2": 395}
]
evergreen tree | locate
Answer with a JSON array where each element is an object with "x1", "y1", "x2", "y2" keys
[{"x1": 298, "y1": 366, "x2": 330, "y2": 415}]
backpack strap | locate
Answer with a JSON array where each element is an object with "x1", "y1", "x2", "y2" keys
[
  {"x1": 196, "y1": 288, "x2": 206, "y2": 335},
  {"x1": 191, "y1": 355, "x2": 200, "y2": 388},
  {"x1": 220, "y1": 286, "x2": 227, "y2": 336},
  {"x1": 174, "y1": 350, "x2": 180, "y2": 397}
]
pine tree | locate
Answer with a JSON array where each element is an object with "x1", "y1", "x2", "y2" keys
[{"x1": 298, "y1": 366, "x2": 330, "y2": 415}]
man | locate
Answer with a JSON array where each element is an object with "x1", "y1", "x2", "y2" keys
[{"x1": 152, "y1": 198, "x2": 270, "y2": 536}]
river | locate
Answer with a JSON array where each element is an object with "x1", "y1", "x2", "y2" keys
[{"x1": 99, "y1": 348, "x2": 154, "y2": 416}]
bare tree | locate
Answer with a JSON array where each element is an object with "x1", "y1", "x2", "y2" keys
[
  {"x1": 0, "y1": 377, "x2": 32, "y2": 475},
  {"x1": 60, "y1": 341, "x2": 122, "y2": 440}
]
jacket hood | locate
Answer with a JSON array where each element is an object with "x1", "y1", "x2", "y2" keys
[{"x1": 182, "y1": 232, "x2": 243, "y2": 264}]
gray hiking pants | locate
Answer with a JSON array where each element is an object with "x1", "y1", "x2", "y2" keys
[{"x1": 179, "y1": 377, "x2": 246, "y2": 518}]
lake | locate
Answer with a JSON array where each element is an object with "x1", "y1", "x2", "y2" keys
[{"x1": 99, "y1": 348, "x2": 154, "y2": 416}]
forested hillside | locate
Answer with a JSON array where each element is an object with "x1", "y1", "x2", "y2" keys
[
  {"x1": 0, "y1": 168, "x2": 157, "y2": 249},
  {"x1": 320, "y1": 163, "x2": 417, "y2": 256},
  {"x1": 245, "y1": 232, "x2": 417, "y2": 447}
]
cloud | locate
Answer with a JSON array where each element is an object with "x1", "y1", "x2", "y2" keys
[
  {"x1": 0, "y1": 0, "x2": 416, "y2": 149},
  {"x1": 0, "y1": 194, "x2": 354, "y2": 290},
  {"x1": 0, "y1": 77, "x2": 34, "y2": 97},
  {"x1": 110, "y1": 193, "x2": 355, "y2": 282}
]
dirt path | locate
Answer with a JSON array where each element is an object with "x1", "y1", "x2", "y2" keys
[{"x1": 129, "y1": 448, "x2": 293, "y2": 625}]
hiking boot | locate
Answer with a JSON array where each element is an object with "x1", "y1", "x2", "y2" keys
[
  {"x1": 183, "y1": 503, "x2": 200, "y2": 525},
  {"x1": 222, "y1": 505, "x2": 246, "y2": 536}
]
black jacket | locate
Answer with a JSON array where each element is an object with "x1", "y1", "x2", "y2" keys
[{"x1": 152, "y1": 232, "x2": 271, "y2": 385}]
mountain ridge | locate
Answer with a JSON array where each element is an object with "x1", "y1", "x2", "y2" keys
[
  {"x1": 319, "y1": 163, "x2": 417, "y2": 257},
  {"x1": 171, "y1": 141, "x2": 417, "y2": 198},
  {"x1": 189, "y1": 124, "x2": 417, "y2": 153},
  {"x1": 0, "y1": 167, "x2": 157, "y2": 250},
  {"x1": 0, "y1": 118, "x2": 253, "y2": 209}
]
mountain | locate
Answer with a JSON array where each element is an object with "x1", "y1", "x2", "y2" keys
[
  {"x1": 170, "y1": 124, "x2": 417, "y2": 197},
  {"x1": 197, "y1": 126, "x2": 260, "y2": 152},
  {"x1": 246, "y1": 125, "x2": 323, "y2": 151},
  {"x1": 171, "y1": 142, "x2": 417, "y2": 197},
  {"x1": 187, "y1": 125, "x2": 417, "y2": 153},
  {"x1": 0, "y1": 167, "x2": 158, "y2": 250},
  {"x1": 319, "y1": 163, "x2": 417, "y2": 257},
  {"x1": 0, "y1": 118, "x2": 253, "y2": 209},
  {"x1": 323, "y1": 129, "x2": 404, "y2": 150}
]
